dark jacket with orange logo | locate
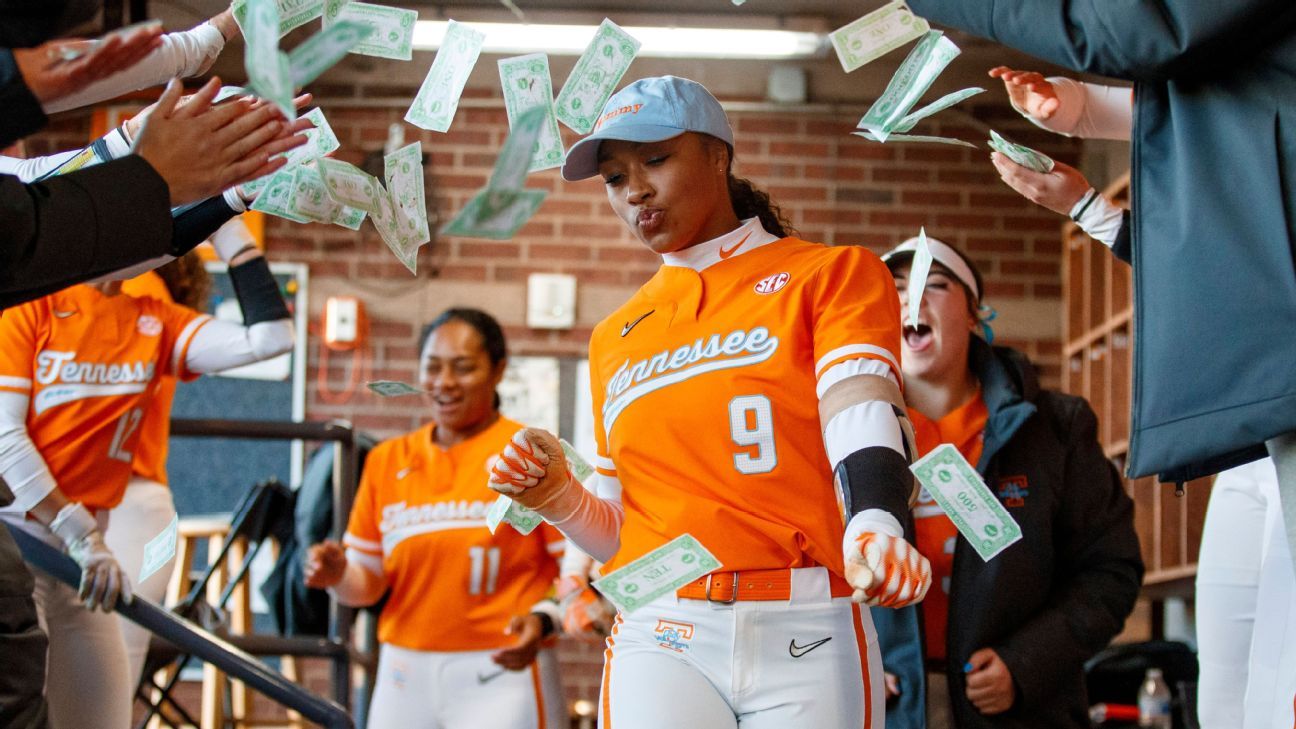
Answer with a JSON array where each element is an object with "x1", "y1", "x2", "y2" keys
[{"x1": 873, "y1": 339, "x2": 1143, "y2": 729}]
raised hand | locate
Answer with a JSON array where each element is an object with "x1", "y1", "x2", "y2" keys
[
  {"x1": 12, "y1": 23, "x2": 163, "y2": 104},
  {"x1": 488, "y1": 428, "x2": 572, "y2": 510},
  {"x1": 132, "y1": 77, "x2": 311, "y2": 205},
  {"x1": 988, "y1": 66, "x2": 1060, "y2": 120}
]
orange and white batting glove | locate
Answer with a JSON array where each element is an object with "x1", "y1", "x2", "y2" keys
[
  {"x1": 843, "y1": 512, "x2": 931, "y2": 608},
  {"x1": 556, "y1": 574, "x2": 614, "y2": 641},
  {"x1": 488, "y1": 428, "x2": 585, "y2": 520}
]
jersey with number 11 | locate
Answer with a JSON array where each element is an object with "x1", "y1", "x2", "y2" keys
[{"x1": 588, "y1": 219, "x2": 902, "y2": 576}]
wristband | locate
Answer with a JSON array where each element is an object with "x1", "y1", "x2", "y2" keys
[
  {"x1": 1069, "y1": 188, "x2": 1098, "y2": 222},
  {"x1": 49, "y1": 502, "x2": 96, "y2": 548}
]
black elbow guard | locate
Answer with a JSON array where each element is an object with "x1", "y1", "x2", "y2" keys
[
  {"x1": 835, "y1": 446, "x2": 914, "y2": 523},
  {"x1": 228, "y1": 257, "x2": 290, "y2": 325}
]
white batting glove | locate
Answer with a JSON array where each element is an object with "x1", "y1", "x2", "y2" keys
[
  {"x1": 50, "y1": 503, "x2": 133, "y2": 612},
  {"x1": 488, "y1": 429, "x2": 581, "y2": 515},
  {"x1": 843, "y1": 511, "x2": 931, "y2": 608}
]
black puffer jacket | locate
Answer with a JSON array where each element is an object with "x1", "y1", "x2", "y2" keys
[{"x1": 874, "y1": 339, "x2": 1144, "y2": 729}]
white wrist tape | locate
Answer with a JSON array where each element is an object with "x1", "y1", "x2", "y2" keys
[{"x1": 49, "y1": 502, "x2": 97, "y2": 549}]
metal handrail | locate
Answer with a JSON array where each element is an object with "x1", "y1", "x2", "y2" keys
[
  {"x1": 167, "y1": 417, "x2": 366, "y2": 717},
  {"x1": 7, "y1": 524, "x2": 353, "y2": 729}
]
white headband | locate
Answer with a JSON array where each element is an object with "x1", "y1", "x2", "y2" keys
[{"x1": 882, "y1": 236, "x2": 981, "y2": 302}]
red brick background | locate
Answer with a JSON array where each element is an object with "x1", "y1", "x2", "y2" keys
[{"x1": 31, "y1": 88, "x2": 1081, "y2": 724}]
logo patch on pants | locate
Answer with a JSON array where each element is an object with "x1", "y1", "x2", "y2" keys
[{"x1": 653, "y1": 619, "x2": 695, "y2": 653}]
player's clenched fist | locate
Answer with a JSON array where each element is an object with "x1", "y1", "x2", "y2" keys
[
  {"x1": 304, "y1": 540, "x2": 348, "y2": 589},
  {"x1": 488, "y1": 428, "x2": 573, "y2": 511},
  {"x1": 843, "y1": 520, "x2": 931, "y2": 608}
]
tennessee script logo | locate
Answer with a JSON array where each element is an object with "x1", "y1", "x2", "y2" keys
[
  {"x1": 601, "y1": 327, "x2": 780, "y2": 436},
  {"x1": 998, "y1": 476, "x2": 1029, "y2": 507},
  {"x1": 653, "y1": 619, "x2": 695, "y2": 653}
]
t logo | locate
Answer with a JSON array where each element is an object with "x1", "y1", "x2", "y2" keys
[{"x1": 997, "y1": 475, "x2": 1029, "y2": 507}]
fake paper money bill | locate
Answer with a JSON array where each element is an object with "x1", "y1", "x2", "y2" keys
[
  {"x1": 288, "y1": 163, "x2": 366, "y2": 228},
  {"x1": 318, "y1": 158, "x2": 383, "y2": 215},
  {"x1": 489, "y1": 106, "x2": 547, "y2": 192},
  {"x1": 890, "y1": 86, "x2": 984, "y2": 134},
  {"x1": 831, "y1": 1, "x2": 930, "y2": 73},
  {"x1": 561, "y1": 438, "x2": 595, "y2": 483},
  {"x1": 554, "y1": 19, "x2": 641, "y2": 134},
  {"x1": 441, "y1": 188, "x2": 547, "y2": 240},
  {"x1": 593, "y1": 534, "x2": 722, "y2": 613},
  {"x1": 852, "y1": 130, "x2": 979, "y2": 148},
  {"x1": 911, "y1": 444, "x2": 1023, "y2": 562},
  {"x1": 242, "y1": 0, "x2": 295, "y2": 120},
  {"x1": 498, "y1": 53, "x2": 566, "y2": 173},
  {"x1": 988, "y1": 130, "x2": 1055, "y2": 173},
  {"x1": 139, "y1": 514, "x2": 179, "y2": 583},
  {"x1": 366, "y1": 380, "x2": 424, "y2": 397},
  {"x1": 406, "y1": 20, "x2": 485, "y2": 132},
  {"x1": 288, "y1": 19, "x2": 372, "y2": 87},
  {"x1": 906, "y1": 227, "x2": 933, "y2": 328},
  {"x1": 325, "y1": 0, "x2": 416, "y2": 60},
  {"x1": 233, "y1": 0, "x2": 323, "y2": 38},
  {"x1": 251, "y1": 167, "x2": 310, "y2": 222},
  {"x1": 485, "y1": 495, "x2": 543, "y2": 536},
  {"x1": 857, "y1": 30, "x2": 960, "y2": 142},
  {"x1": 370, "y1": 192, "x2": 423, "y2": 274},
  {"x1": 384, "y1": 142, "x2": 431, "y2": 244},
  {"x1": 243, "y1": 107, "x2": 340, "y2": 196}
]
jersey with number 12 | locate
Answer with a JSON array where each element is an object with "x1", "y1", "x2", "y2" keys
[
  {"x1": 588, "y1": 220, "x2": 902, "y2": 576},
  {"x1": 0, "y1": 285, "x2": 208, "y2": 510}
]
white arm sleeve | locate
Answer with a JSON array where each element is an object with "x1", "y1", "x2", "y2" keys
[
  {"x1": 1023, "y1": 78, "x2": 1133, "y2": 141},
  {"x1": 0, "y1": 391, "x2": 57, "y2": 514},
  {"x1": 818, "y1": 358, "x2": 906, "y2": 468},
  {"x1": 183, "y1": 318, "x2": 295, "y2": 375},
  {"x1": 547, "y1": 473, "x2": 624, "y2": 564},
  {"x1": 1070, "y1": 192, "x2": 1127, "y2": 248},
  {"x1": 44, "y1": 23, "x2": 226, "y2": 114},
  {"x1": 0, "y1": 151, "x2": 79, "y2": 181}
]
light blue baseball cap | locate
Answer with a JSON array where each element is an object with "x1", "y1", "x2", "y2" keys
[{"x1": 560, "y1": 76, "x2": 735, "y2": 181}]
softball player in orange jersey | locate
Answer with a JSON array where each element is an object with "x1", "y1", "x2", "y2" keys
[
  {"x1": 0, "y1": 217, "x2": 294, "y2": 729},
  {"x1": 487, "y1": 76, "x2": 931, "y2": 728},
  {"x1": 304, "y1": 309, "x2": 567, "y2": 729}
]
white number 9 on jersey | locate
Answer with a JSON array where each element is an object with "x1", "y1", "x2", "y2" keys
[{"x1": 729, "y1": 395, "x2": 777, "y2": 475}]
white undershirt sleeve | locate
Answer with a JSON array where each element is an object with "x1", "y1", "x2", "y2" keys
[
  {"x1": 0, "y1": 151, "x2": 79, "y2": 181},
  {"x1": 45, "y1": 23, "x2": 227, "y2": 114},
  {"x1": 546, "y1": 472, "x2": 624, "y2": 564},
  {"x1": 1070, "y1": 192, "x2": 1127, "y2": 248},
  {"x1": 1022, "y1": 78, "x2": 1133, "y2": 141},
  {"x1": 0, "y1": 391, "x2": 58, "y2": 514},
  {"x1": 182, "y1": 318, "x2": 295, "y2": 375},
  {"x1": 817, "y1": 358, "x2": 906, "y2": 468}
]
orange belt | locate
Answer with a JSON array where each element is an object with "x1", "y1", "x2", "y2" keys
[{"x1": 676, "y1": 568, "x2": 854, "y2": 603}]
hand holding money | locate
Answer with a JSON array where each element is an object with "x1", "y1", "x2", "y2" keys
[
  {"x1": 843, "y1": 517, "x2": 931, "y2": 608},
  {"x1": 488, "y1": 428, "x2": 574, "y2": 511},
  {"x1": 991, "y1": 153, "x2": 1091, "y2": 216},
  {"x1": 988, "y1": 66, "x2": 1060, "y2": 121}
]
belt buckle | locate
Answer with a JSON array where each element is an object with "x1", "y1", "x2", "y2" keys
[{"x1": 705, "y1": 572, "x2": 739, "y2": 604}]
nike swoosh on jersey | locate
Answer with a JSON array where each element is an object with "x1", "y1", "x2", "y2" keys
[
  {"x1": 53, "y1": 310, "x2": 77, "y2": 319},
  {"x1": 620, "y1": 309, "x2": 654, "y2": 337},
  {"x1": 396, "y1": 467, "x2": 412, "y2": 480},
  {"x1": 718, "y1": 232, "x2": 753, "y2": 260},
  {"x1": 788, "y1": 637, "x2": 832, "y2": 658}
]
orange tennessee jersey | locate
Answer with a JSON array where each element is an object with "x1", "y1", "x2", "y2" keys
[
  {"x1": 120, "y1": 270, "x2": 178, "y2": 486},
  {"x1": 0, "y1": 285, "x2": 208, "y2": 510},
  {"x1": 588, "y1": 235, "x2": 902, "y2": 578},
  {"x1": 909, "y1": 392, "x2": 988, "y2": 661},
  {"x1": 342, "y1": 416, "x2": 564, "y2": 652}
]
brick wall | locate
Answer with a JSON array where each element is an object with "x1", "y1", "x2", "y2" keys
[{"x1": 33, "y1": 93, "x2": 1079, "y2": 722}]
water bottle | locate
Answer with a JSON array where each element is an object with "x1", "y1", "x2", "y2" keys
[{"x1": 1138, "y1": 668, "x2": 1172, "y2": 728}]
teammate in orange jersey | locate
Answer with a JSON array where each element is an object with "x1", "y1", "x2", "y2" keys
[
  {"x1": 874, "y1": 236, "x2": 1141, "y2": 729},
  {"x1": 486, "y1": 76, "x2": 930, "y2": 729},
  {"x1": 108, "y1": 251, "x2": 213, "y2": 687},
  {"x1": 0, "y1": 216, "x2": 294, "y2": 729},
  {"x1": 303, "y1": 309, "x2": 568, "y2": 729}
]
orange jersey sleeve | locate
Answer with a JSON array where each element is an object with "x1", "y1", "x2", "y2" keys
[
  {"x1": 810, "y1": 245, "x2": 903, "y2": 384},
  {"x1": 343, "y1": 417, "x2": 562, "y2": 651},
  {"x1": 120, "y1": 271, "x2": 179, "y2": 485}
]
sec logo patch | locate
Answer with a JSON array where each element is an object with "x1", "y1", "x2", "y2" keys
[
  {"x1": 754, "y1": 272, "x2": 790, "y2": 295},
  {"x1": 137, "y1": 315, "x2": 163, "y2": 336}
]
